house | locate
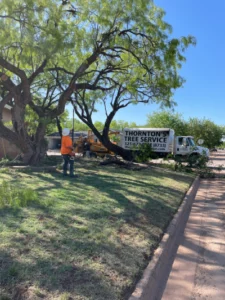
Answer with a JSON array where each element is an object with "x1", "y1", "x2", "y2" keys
[
  {"x1": 46, "y1": 131, "x2": 88, "y2": 150},
  {"x1": 0, "y1": 105, "x2": 20, "y2": 159}
]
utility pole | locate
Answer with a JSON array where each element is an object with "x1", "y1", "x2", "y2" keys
[
  {"x1": 72, "y1": 102, "x2": 75, "y2": 144},
  {"x1": 72, "y1": 85, "x2": 78, "y2": 144}
]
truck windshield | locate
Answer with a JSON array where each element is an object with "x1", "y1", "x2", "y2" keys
[{"x1": 188, "y1": 138, "x2": 195, "y2": 147}]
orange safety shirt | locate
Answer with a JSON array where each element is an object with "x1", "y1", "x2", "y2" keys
[{"x1": 61, "y1": 136, "x2": 73, "y2": 155}]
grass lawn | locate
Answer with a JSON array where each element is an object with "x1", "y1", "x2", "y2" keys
[{"x1": 0, "y1": 159, "x2": 194, "y2": 300}]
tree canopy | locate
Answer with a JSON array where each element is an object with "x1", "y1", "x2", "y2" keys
[
  {"x1": 187, "y1": 118, "x2": 223, "y2": 149},
  {"x1": 146, "y1": 110, "x2": 188, "y2": 136},
  {"x1": 0, "y1": 0, "x2": 195, "y2": 163}
]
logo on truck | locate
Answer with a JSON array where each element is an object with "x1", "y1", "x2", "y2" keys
[{"x1": 123, "y1": 130, "x2": 170, "y2": 151}]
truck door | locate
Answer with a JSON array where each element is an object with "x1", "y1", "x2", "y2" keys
[{"x1": 176, "y1": 137, "x2": 190, "y2": 155}]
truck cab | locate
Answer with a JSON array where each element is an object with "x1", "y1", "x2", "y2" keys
[{"x1": 174, "y1": 136, "x2": 209, "y2": 157}]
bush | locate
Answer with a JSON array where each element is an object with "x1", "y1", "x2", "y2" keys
[
  {"x1": 186, "y1": 151, "x2": 209, "y2": 168},
  {"x1": 172, "y1": 151, "x2": 212, "y2": 176},
  {"x1": 217, "y1": 142, "x2": 225, "y2": 149},
  {"x1": 133, "y1": 143, "x2": 153, "y2": 163},
  {"x1": 0, "y1": 181, "x2": 39, "y2": 208},
  {"x1": 0, "y1": 157, "x2": 10, "y2": 165}
]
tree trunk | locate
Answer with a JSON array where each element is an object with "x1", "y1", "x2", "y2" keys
[
  {"x1": 0, "y1": 123, "x2": 47, "y2": 165},
  {"x1": 0, "y1": 102, "x2": 48, "y2": 165},
  {"x1": 22, "y1": 122, "x2": 48, "y2": 165},
  {"x1": 56, "y1": 116, "x2": 62, "y2": 137},
  {"x1": 100, "y1": 137, "x2": 134, "y2": 161},
  {"x1": 73, "y1": 99, "x2": 134, "y2": 161},
  {"x1": 76, "y1": 110, "x2": 134, "y2": 161},
  {"x1": 10, "y1": 103, "x2": 47, "y2": 165},
  {"x1": 22, "y1": 140, "x2": 47, "y2": 165}
]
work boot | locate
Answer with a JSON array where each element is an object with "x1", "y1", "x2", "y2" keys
[{"x1": 70, "y1": 174, "x2": 78, "y2": 178}]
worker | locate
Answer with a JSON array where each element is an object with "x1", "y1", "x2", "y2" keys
[
  {"x1": 61, "y1": 128, "x2": 76, "y2": 178},
  {"x1": 83, "y1": 138, "x2": 91, "y2": 158}
]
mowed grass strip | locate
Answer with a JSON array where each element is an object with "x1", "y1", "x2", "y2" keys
[{"x1": 0, "y1": 161, "x2": 194, "y2": 300}]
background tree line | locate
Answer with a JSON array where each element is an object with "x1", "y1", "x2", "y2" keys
[
  {"x1": 54, "y1": 110, "x2": 224, "y2": 149},
  {"x1": 146, "y1": 111, "x2": 224, "y2": 149}
]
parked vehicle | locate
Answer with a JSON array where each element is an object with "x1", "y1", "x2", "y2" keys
[{"x1": 121, "y1": 128, "x2": 209, "y2": 158}]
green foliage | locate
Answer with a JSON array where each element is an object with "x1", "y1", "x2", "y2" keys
[
  {"x1": 8, "y1": 265, "x2": 19, "y2": 277},
  {"x1": 60, "y1": 293, "x2": 71, "y2": 300},
  {"x1": 0, "y1": 296, "x2": 11, "y2": 300},
  {"x1": 187, "y1": 118, "x2": 223, "y2": 149},
  {"x1": 133, "y1": 143, "x2": 153, "y2": 163},
  {"x1": 57, "y1": 118, "x2": 138, "y2": 133},
  {"x1": 0, "y1": 0, "x2": 195, "y2": 162},
  {"x1": 145, "y1": 111, "x2": 223, "y2": 149},
  {"x1": 0, "y1": 168, "x2": 9, "y2": 173},
  {"x1": 0, "y1": 0, "x2": 194, "y2": 101},
  {"x1": 146, "y1": 110, "x2": 188, "y2": 135},
  {"x1": 25, "y1": 108, "x2": 72, "y2": 135},
  {"x1": 173, "y1": 156, "x2": 185, "y2": 172},
  {"x1": 217, "y1": 142, "x2": 225, "y2": 149},
  {"x1": 186, "y1": 152, "x2": 208, "y2": 168},
  {"x1": 0, "y1": 181, "x2": 38, "y2": 208},
  {"x1": 174, "y1": 152, "x2": 214, "y2": 178},
  {"x1": 63, "y1": 118, "x2": 89, "y2": 131},
  {"x1": 93, "y1": 121, "x2": 103, "y2": 131},
  {"x1": 191, "y1": 151, "x2": 214, "y2": 178},
  {"x1": 110, "y1": 134, "x2": 121, "y2": 143},
  {"x1": 110, "y1": 120, "x2": 138, "y2": 130},
  {"x1": 0, "y1": 157, "x2": 10, "y2": 165}
]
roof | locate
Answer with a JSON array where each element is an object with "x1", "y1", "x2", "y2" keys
[
  {"x1": 47, "y1": 131, "x2": 88, "y2": 138},
  {"x1": 123, "y1": 128, "x2": 172, "y2": 131},
  {"x1": 1, "y1": 103, "x2": 12, "y2": 110},
  {"x1": 0, "y1": 99, "x2": 12, "y2": 110},
  {"x1": 47, "y1": 129, "x2": 122, "y2": 138}
]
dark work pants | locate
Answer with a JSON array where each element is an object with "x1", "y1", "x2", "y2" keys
[{"x1": 62, "y1": 155, "x2": 74, "y2": 176}]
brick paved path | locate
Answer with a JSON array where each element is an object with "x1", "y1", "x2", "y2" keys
[{"x1": 162, "y1": 177, "x2": 225, "y2": 300}]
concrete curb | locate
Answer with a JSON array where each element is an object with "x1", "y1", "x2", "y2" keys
[{"x1": 129, "y1": 176, "x2": 200, "y2": 300}]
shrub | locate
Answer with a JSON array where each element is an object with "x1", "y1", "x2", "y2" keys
[
  {"x1": 133, "y1": 143, "x2": 153, "y2": 163},
  {"x1": 0, "y1": 181, "x2": 39, "y2": 208},
  {"x1": 0, "y1": 157, "x2": 10, "y2": 165},
  {"x1": 172, "y1": 151, "x2": 213, "y2": 177},
  {"x1": 217, "y1": 142, "x2": 225, "y2": 149}
]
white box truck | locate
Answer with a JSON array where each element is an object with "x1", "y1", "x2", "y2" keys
[{"x1": 121, "y1": 128, "x2": 209, "y2": 158}]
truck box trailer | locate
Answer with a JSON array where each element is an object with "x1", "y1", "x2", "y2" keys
[{"x1": 122, "y1": 128, "x2": 209, "y2": 157}]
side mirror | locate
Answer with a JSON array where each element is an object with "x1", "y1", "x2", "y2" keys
[{"x1": 198, "y1": 139, "x2": 204, "y2": 145}]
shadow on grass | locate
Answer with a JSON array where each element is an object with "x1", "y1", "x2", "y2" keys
[
  {"x1": 0, "y1": 165, "x2": 193, "y2": 300},
  {"x1": 0, "y1": 248, "x2": 118, "y2": 300}
]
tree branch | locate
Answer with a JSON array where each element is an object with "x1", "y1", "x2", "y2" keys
[
  {"x1": 0, "y1": 93, "x2": 13, "y2": 120},
  {"x1": 47, "y1": 66, "x2": 74, "y2": 76},
  {"x1": 0, "y1": 57, "x2": 27, "y2": 81},
  {"x1": 0, "y1": 73, "x2": 16, "y2": 93},
  {"x1": 28, "y1": 59, "x2": 47, "y2": 84}
]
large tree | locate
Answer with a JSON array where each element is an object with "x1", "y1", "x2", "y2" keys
[
  {"x1": 0, "y1": 0, "x2": 195, "y2": 164},
  {"x1": 187, "y1": 118, "x2": 223, "y2": 149},
  {"x1": 146, "y1": 110, "x2": 188, "y2": 136}
]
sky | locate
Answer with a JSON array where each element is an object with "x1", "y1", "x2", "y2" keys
[{"x1": 70, "y1": 0, "x2": 225, "y2": 126}]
